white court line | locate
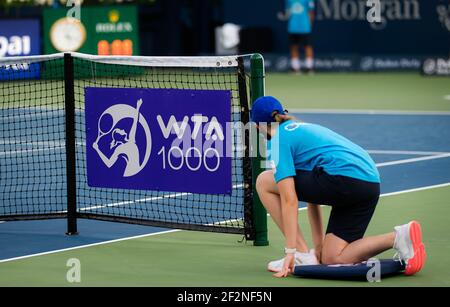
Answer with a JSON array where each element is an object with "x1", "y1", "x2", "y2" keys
[
  {"x1": 289, "y1": 108, "x2": 450, "y2": 115},
  {"x1": 0, "y1": 140, "x2": 65, "y2": 146},
  {"x1": 2, "y1": 141, "x2": 449, "y2": 161},
  {"x1": 80, "y1": 192, "x2": 193, "y2": 211},
  {"x1": 272, "y1": 183, "x2": 450, "y2": 212},
  {"x1": 381, "y1": 182, "x2": 450, "y2": 197},
  {"x1": 367, "y1": 150, "x2": 450, "y2": 156},
  {"x1": 0, "y1": 146, "x2": 65, "y2": 156},
  {"x1": 0, "y1": 111, "x2": 65, "y2": 122},
  {"x1": 0, "y1": 182, "x2": 449, "y2": 264},
  {"x1": 0, "y1": 230, "x2": 181, "y2": 264},
  {"x1": 3, "y1": 107, "x2": 450, "y2": 116},
  {"x1": 0, "y1": 140, "x2": 85, "y2": 147},
  {"x1": 209, "y1": 218, "x2": 243, "y2": 227},
  {"x1": 4, "y1": 107, "x2": 450, "y2": 116},
  {"x1": 0, "y1": 142, "x2": 85, "y2": 156},
  {"x1": 1, "y1": 142, "x2": 447, "y2": 156},
  {"x1": 80, "y1": 183, "x2": 245, "y2": 212},
  {"x1": 375, "y1": 153, "x2": 450, "y2": 168},
  {"x1": 3, "y1": 145, "x2": 448, "y2": 158}
]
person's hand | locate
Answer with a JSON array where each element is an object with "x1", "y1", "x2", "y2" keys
[{"x1": 273, "y1": 253, "x2": 295, "y2": 278}]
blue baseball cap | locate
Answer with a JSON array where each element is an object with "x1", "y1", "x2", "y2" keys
[{"x1": 251, "y1": 96, "x2": 285, "y2": 123}]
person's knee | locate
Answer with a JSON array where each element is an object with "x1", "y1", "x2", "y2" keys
[
  {"x1": 321, "y1": 252, "x2": 342, "y2": 265},
  {"x1": 321, "y1": 243, "x2": 345, "y2": 265},
  {"x1": 321, "y1": 255, "x2": 339, "y2": 265},
  {"x1": 320, "y1": 233, "x2": 349, "y2": 264}
]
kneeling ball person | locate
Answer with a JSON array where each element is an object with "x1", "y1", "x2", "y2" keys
[{"x1": 251, "y1": 96, "x2": 426, "y2": 278}]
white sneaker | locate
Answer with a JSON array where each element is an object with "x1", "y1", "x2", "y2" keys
[
  {"x1": 393, "y1": 221, "x2": 426, "y2": 275},
  {"x1": 267, "y1": 249, "x2": 319, "y2": 272}
]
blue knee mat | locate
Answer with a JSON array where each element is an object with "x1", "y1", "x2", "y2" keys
[{"x1": 293, "y1": 259, "x2": 405, "y2": 280}]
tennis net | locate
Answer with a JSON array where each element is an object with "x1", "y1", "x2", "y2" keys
[{"x1": 0, "y1": 53, "x2": 263, "y2": 241}]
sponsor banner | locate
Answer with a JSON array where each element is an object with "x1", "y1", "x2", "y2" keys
[
  {"x1": 313, "y1": 56, "x2": 356, "y2": 72},
  {"x1": 250, "y1": 54, "x2": 357, "y2": 72},
  {"x1": 422, "y1": 58, "x2": 450, "y2": 76},
  {"x1": 0, "y1": 19, "x2": 41, "y2": 80},
  {"x1": 43, "y1": 5, "x2": 139, "y2": 55},
  {"x1": 92, "y1": 6, "x2": 139, "y2": 56},
  {"x1": 359, "y1": 56, "x2": 422, "y2": 71},
  {"x1": 256, "y1": 54, "x2": 424, "y2": 72},
  {"x1": 225, "y1": 0, "x2": 450, "y2": 56},
  {"x1": 85, "y1": 88, "x2": 232, "y2": 194}
]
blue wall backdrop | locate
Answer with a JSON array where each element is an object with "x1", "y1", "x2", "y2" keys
[{"x1": 223, "y1": 0, "x2": 450, "y2": 56}]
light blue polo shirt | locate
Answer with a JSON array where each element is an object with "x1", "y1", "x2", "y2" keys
[
  {"x1": 286, "y1": 0, "x2": 315, "y2": 34},
  {"x1": 267, "y1": 120, "x2": 380, "y2": 183}
]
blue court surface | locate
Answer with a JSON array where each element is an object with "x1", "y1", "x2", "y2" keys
[{"x1": 1, "y1": 111, "x2": 449, "y2": 262}]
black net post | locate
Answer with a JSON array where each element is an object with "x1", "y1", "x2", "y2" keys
[
  {"x1": 64, "y1": 53, "x2": 78, "y2": 235},
  {"x1": 237, "y1": 57, "x2": 255, "y2": 241}
]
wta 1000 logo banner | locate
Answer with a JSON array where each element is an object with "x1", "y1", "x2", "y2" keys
[{"x1": 85, "y1": 88, "x2": 232, "y2": 194}]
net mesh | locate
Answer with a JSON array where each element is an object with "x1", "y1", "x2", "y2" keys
[
  {"x1": 0, "y1": 58, "x2": 67, "y2": 218},
  {"x1": 0, "y1": 54, "x2": 254, "y2": 237}
]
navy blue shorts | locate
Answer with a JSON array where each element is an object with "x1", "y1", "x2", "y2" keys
[
  {"x1": 294, "y1": 167, "x2": 380, "y2": 243},
  {"x1": 289, "y1": 34, "x2": 311, "y2": 46}
]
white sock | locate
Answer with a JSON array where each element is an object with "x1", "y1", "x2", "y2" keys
[
  {"x1": 305, "y1": 58, "x2": 313, "y2": 70},
  {"x1": 291, "y1": 58, "x2": 300, "y2": 71},
  {"x1": 295, "y1": 251, "x2": 309, "y2": 257},
  {"x1": 296, "y1": 250, "x2": 319, "y2": 265}
]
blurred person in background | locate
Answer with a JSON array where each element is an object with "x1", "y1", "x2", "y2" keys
[{"x1": 278, "y1": 0, "x2": 315, "y2": 74}]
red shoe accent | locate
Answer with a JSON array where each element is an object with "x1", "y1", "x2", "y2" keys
[{"x1": 405, "y1": 221, "x2": 426, "y2": 276}]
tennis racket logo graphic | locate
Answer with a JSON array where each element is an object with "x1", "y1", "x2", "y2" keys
[{"x1": 92, "y1": 98, "x2": 152, "y2": 177}]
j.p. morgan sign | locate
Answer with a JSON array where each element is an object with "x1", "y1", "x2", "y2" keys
[{"x1": 316, "y1": 0, "x2": 421, "y2": 29}]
